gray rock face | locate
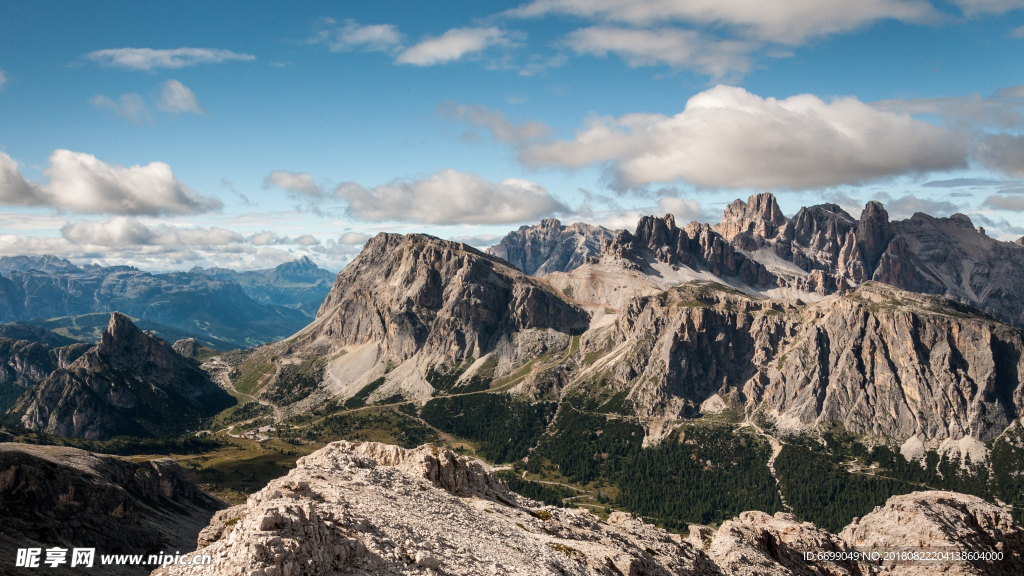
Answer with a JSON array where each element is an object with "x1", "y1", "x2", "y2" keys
[
  {"x1": 308, "y1": 233, "x2": 589, "y2": 363},
  {"x1": 718, "y1": 193, "x2": 787, "y2": 243},
  {"x1": 750, "y1": 284, "x2": 1024, "y2": 441},
  {"x1": 13, "y1": 313, "x2": 235, "y2": 439},
  {"x1": 874, "y1": 212, "x2": 1024, "y2": 328},
  {"x1": 602, "y1": 214, "x2": 776, "y2": 288},
  {"x1": 0, "y1": 442, "x2": 224, "y2": 575},
  {"x1": 154, "y1": 441, "x2": 1023, "y2": 576},
  {"x1": 486, "y1": 218, "x2": 616, "y2": 275},
  {"x1": 587, "y1": 282, "x2": 1024, "y2": 442}
]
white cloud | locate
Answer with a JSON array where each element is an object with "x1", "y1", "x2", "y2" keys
[
  {"x1": 91, "y1": 93, "x2": 152, "y2": 124},
  {"x1": 309, "y1": 18, "x2": 403, "y2": 52},
  {"x1": 157, "y1": 80, "x2": 205, "y2": 115},
  {"x1": 507, "y1": 0, "x2": 940, "y2": 45},
  {"x1": 61, "y1": 217, "x2": 243, "y2": 247},
  {"x1": 657, "y1": 197, "x2": 703, "y2": 222},
  {"x1": 565, "y1": 27, "x2": 753, "y2": 78},
  {"x1": 439, "y1": 103, "x2": 553, "y2": 143},
  {"x1": 0, "y1": 68, "x2": 7, "y2": 90},
  {"x1": 339, "y1": 232, "x2": 371, "y2": 244},
  {"x1": 396, "y1": 27, "x2": 507, "y2": 66},
  {"x1": 335, "y1": 169, "x2": 569, "y2": 224},
  {"x1": 520, "y1": 85, "x2": 967, "y2": 190},
  {"x1": 0, "y1": 150, "x2": 220, "y2": 215},
  {"x1": 263, "y1": 170, "x2": 326, "y2": 198},
  {"x1": 975, "y1": 133, "x2": 1024, "y2": 177},
  {"x1": 83, "y1": 47, "x2": 255, "y2": 70},
  {"x1": 1012, "y1": 25, "x2": 1024, "y2": 37}
]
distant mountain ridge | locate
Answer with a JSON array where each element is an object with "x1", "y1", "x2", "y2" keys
[{"x1": 0, "y1": 255, "x2": 336, "y2": 348}]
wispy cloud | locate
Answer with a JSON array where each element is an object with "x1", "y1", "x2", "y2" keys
[
  {"x1": 156, "y1": 80, "x2": 205, "y2": 115},
  {"x1": 308, "y1": 18, "x2": 403, "y2": 52},
  {"x1": 91, "y1": 93, "x2": 152, "y2": 124},
  {"x1": 83, "y1": 47, "x2": 255, "y2": 70},
  {"x1": 396, "y1": 27, "x2": 508, "y2": 66}
]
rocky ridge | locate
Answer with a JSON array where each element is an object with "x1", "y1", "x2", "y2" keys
[
  {"x1": 1, "y1": 442, "x2": 225, "y2": 575},
  {"x1": 485, "y1": 218, "x2": 616, "y2": 276},
  {"x1": 11, "y1": 313, "x2": 235, "y2": 439},
  {"x1": 154, "y1": 440, "x2": 1023, "y2": 576}
]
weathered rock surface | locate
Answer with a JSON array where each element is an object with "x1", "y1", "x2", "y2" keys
[
  {"x1": 708, "y1": 511, "x2": 875, "y2": 576},
  {"x1": 309, "y1": 233, "x2": 588, "y2": 361},
  {"x1": 580, "y1": 282, "x2": 1024, "y2": 443},
  {"x1": 153, "y1": 440, "x2": 717, "y2": 576},
  {"x1": 155, "y1": 441, "x2": 1023, "y2": 576},
  {"x1": 12, "y1": 313, "x2": 235, "y2": 439},
  {"x1": 0, "y1": 442, "x2": 225, "y2": 575},
  {"x1": 840, "y1": 491, "x2": 1024, "y2": 575},
  {"x1": 487, "y1": 218, "x2": 616, "y2": 275},
  {"x1": 750, "y1": 284, "x2": 1024, "y2": 442}
]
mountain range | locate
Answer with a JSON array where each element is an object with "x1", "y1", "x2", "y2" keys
[{"x1": 0, "y1": 255, "x2": 335, "y2": 349}]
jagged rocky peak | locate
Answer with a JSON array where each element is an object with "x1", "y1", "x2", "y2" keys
[
  {"x1": 308, "y1": 232, "x2": 589, "y2": 363},
  {"x1": 158, "y1": 440, "x2": 1023, "y2": 576},
  {"x1": 854, "y1": 200, "x2": 893, "y2": 275},
  {"x1": 13, "y1": 312, "x2": 234, "y2": 439},
  {"x1": 486, "y1": 217, "x2": 615, "y2": 275},
  {"x1": 1017, "y1": 236, "x2": 1024, "y2": 246},
  {"x1": 717, "y1": 192, "x2": 787, "y2": 242},
  {"x1": 601, "y1": 214, "x2": 776, "y2": 288},
  {"x1": 0, "y1": 442, "x2": 224, "y2": 569}
]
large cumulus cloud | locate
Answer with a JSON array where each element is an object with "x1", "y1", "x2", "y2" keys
[
  {"x1": 520, "y1": 85, "x2": 968, "y2": 190},
  {"x1": 0, "y1": 150, "x2": 221, "y2": 215}
]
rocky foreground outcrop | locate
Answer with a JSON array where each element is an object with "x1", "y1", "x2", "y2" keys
[
  {"x1": 11, "y1": 313, "x2": 234, "y2": 439},
  {"x1": 0, "y1": 442, "x2": 225, "y2": 575},
  {"x1": 154, "y1": 441, "x2": 1022, "y2": 576}
]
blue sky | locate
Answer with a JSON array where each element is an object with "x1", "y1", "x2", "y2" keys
[{"x1": 0, "y1": 0, "x2": 1022, "y2": 271}]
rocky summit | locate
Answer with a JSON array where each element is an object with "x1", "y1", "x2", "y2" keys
[
  {"x1": 486, "y1": 218, "x2": 617, "y2": 276},
  {"x1": 154, "y1": 441, "x2": 1022, "y2": 576},
  {"x1": 10, "y1": 313, "x2": 235, "y2": 439}
]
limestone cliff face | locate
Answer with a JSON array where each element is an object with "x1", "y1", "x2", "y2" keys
[
  {"x1": 307, "y1": 233, "x2": 589, "y2": 363},
  {"x1": 589, "y1": 282, "x2": 1023, "y2": 443},
  {"x1": 13, "y1": 313, "x2": 234, "y2": 439},
  {"x1": 750, "y1": 284, "x2": 1024, "y2": 442},
  {"x1": 0, "y1": 442, "x2": 224, "y2": 575},
  {"x1": 486, "y1": 218, "x2": 615, "y2": 275},
  {"x1": 155, "y1": 441, "x2": 1022, "y2": 576}
]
